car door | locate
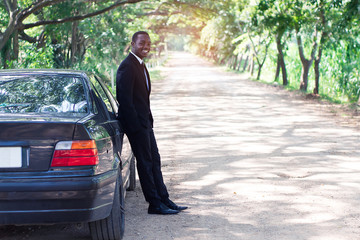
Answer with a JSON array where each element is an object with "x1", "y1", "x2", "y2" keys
[{"x1": 89, "y1": 75, "x2": 131, "y2": 175}]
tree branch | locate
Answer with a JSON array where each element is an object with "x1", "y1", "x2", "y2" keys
[
  {"x1": 310, "y1": 29, "x2": 318, "y2": 60},
  {"x1": 19, "y1": 0, "x2": 144, "y2": 31},
  {"x1": 296, "y1": 32, "x2": 306, "y2": 63},
  {"x1": 3, "y1": 0, "x2": 17, "y2": 13},
  {"x1": 139, "y1": 10, "x2": 181, "y2": 16},
  {"x1": 137, "y1": 2, "x2": 181, "y2": 16},
  {"x1": 166, "y1": 0, "x2": 216, "y2": 14},
  {"x1": 19, "y1": 30, "x2": 37, "y2": 43},
  {"x1": 0, "y1": 0, "x2": 19, "y2": 50},
  {"x1": 17, "y1": 0, "x2": 66, "y2": 24}
]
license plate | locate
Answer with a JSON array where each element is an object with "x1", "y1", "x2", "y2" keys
[{"x1": 0, "y1": 147, "x2": 22, "y2": 168}]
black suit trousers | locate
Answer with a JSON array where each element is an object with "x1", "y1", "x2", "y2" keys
[{"x1": 127, "y1": 128, "x2": 169, "y2": 206}]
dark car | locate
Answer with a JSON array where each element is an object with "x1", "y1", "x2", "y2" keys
[{"x1": 0, "y1": 69, "x2": 136, "y2": 240}]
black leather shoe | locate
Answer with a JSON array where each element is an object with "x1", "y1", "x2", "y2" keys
[
  {"x1": 148, "y1": 202, "x2": 180, "y2": 215},
  {"x1": 163, "y1": 199, "x2": 188, "y2": 211}
]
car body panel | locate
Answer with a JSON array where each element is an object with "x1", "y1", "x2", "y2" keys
[{"x1": 0, "y1": 170, "x2": 117, "y2": 224}]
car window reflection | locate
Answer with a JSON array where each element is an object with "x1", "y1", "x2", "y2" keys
[{"x1": 0, "y1": 75, "x2": 88, "y2": 115}]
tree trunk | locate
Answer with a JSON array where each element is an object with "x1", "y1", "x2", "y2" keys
[
  {"x1": 255, "y1": 38, "x2": 271, "y2": 81},
  {"x1": 13, "y1": 30, "x2": 19, "y2": 61},
  {"x1": 274, "y1": 55, "x2": 280, "y2": 82},
  {"x1": 276, "y1": 35, "x2": 288, "y2": 86},
  {"x1": 313, "y1": 6, "x2": 327, "y2": 95},
  {"x1": 4, "y1": 45, "x2": 11, "y2": 69},
  {"x1": 226, "y1": 57, "x2": 231, "y2": 68},
  {"x1": 1, "y1": 37, "x2": 12, "y2": 68},
  {"x1": 237, "y1": 54, "x2": 243, "y2": 71},
  {"x1": 279, "y1": 53, "x2": 287, "y2": 86},
  {"x1": 71, "y1": 21, "x2": 79, "y2": 65},
  {"x1": 232, "y1": 55, "x2": 238, "y2": 70},
  {"x1": 249, "y1": 55, "x2": 254, "y2": 75},
  {"x1": 256, "y1": 50, "x2": 269, "y2": 81},
  {"x1": 300, "y1": 59, "x2": 312, "y2": 91},
  {"x1": 0, "y1": 0, "x2": 18, "y2": 54},
  {"x1": 257, "y1": 63, "x2": 263, "y2": 80},
  {"x1": 313, "y1": 50, "x2": 322, "y2": 94},
  {"x1": 296, "y1": 33, "x2": 317, "y2": 92},
  {"x1": 243, "y1": 55, "x2": 249, "y2": 71}
]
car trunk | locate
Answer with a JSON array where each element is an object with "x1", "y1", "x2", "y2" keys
[{"x1": 0, "y1": 115, "x2": 89, "y2": 172}]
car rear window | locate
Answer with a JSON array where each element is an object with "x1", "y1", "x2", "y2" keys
[{"x1": 0, "y1": 74, "x2": 88, "y2": 115}]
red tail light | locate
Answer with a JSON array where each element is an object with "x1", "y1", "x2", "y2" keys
[{"x1": 51, "y1": 140, "x2": 99, "y2": 167}]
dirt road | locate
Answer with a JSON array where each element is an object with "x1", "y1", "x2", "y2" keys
[
  {"x1": 1, "y1": 52, "x2": 360, "y2": 240},
  {"x1": 123, "y1": 52, "x2": 360, "y2": 240}
]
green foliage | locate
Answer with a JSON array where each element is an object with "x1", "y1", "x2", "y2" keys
[
  {"x1": 0, "y1": 4, "x2": 7, "y2": 30},
  {"x1": 167, "y1": 34, "x2": 186, "y2": 51},
  {"x1": 13, "y1": 41, "x2": 55, "y2": 69},
  {"x1": 324, "y1": 39, "x2": 360, "y2": 102},
  {"x1": 75, "y1": 10, "x2": 128, "y2": 76},
  {"x1": 149, "y1": 69, "x2": 163, "y2": 82},
  {"x1": 194, "y1": 0, "x2": 360, "y2": 102}
]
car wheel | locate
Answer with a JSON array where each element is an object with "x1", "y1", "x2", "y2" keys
[
  {"x1": 127, "y1": 154, "x2": 136, "y2": 191},
  {"x1": 89, "y1": 173, "x2": 125, "y2": 240}
]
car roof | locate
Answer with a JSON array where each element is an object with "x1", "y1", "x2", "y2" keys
[{"x1": 0, "y1": 69, "x2": 89, "y2": 77}]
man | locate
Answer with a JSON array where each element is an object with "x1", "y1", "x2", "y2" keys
[{"x1": 116, "y1": 31, "x2": 187, "y2": 215}]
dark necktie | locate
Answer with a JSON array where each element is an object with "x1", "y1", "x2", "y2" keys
[{"x1": 142, "y1": 62, "x2": 150, "y2": 91}]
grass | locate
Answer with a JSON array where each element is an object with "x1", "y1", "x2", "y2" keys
[
  {"x1": 149, "y1": 69, "x2": 164, "y2": 82},
  {"x1": 224, "y1": 63, "x2": 360, "y2": 111}
]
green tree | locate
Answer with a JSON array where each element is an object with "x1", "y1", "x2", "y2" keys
[
  {"x1": 0, "y1": 0, "x2": 144, "y2": 68},
  {"x1": 257, "y1": 0, "x2": 293, "y2": 85}
]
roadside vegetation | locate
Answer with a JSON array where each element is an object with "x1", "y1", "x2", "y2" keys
[{"x1": 1, "y1": 0, "x2": 359, "y2": 104}]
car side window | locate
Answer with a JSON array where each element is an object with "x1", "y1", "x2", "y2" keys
[
  {"x1": 89, "y1": 75, "x2": 115, "y2": 115},
  {"x1": 94, "y1": 76, "x2": 118, "y2": 113}
]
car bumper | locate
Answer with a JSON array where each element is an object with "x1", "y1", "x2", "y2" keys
[{"x1": 0, "y1": 170, "x2": 117, "y2": 225}]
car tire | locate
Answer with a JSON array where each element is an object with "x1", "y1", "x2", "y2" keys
[
  {"x1": 89, "y1": 173, "x2": 125, "y2": 240},
  {"x1": 127, "y1": 154, "x2": 136, "y2": 191}
]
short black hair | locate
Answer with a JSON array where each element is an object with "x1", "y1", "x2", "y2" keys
[{"x1": 132, "y1": 31, "x2": 149, "y2": 42}]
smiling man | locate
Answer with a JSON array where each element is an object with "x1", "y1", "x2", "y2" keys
[{"x1": 116, "y1": 31, "x2": 187, "y2": 215}]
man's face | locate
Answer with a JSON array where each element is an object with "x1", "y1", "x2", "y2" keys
[{"x1": 131, "y1": 34, "x2": 151, "y2": 59}]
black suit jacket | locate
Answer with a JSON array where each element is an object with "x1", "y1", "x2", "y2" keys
[{"x1": 116, "y1": 53, "x2": 153, "y2": 134}]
